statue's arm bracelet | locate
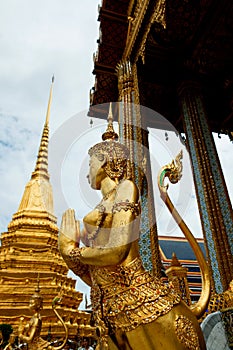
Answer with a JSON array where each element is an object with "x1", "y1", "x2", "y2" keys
[
  {"x1": 112, "y1": 200, "x2": 140, "y2": 215},
  {"x1": 67, "y1": 248, "x2": 88, "y2": 277}
]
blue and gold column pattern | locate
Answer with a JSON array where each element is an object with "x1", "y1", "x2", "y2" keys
[{"x1": 178, "y1": 81, "x2": 233, "y2": 293}]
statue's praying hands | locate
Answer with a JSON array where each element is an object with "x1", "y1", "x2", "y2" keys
[{"x1": 59, "y1": 209, "x2": 80, "y2": 255}]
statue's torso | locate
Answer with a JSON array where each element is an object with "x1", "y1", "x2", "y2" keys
[{"x1": 81, "y1": 190, "x2": 181, "y2": 333}]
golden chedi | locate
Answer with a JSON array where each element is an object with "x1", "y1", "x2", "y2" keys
[{"x1": 0, "y1": 78, "x2": 94, "y2": 341}]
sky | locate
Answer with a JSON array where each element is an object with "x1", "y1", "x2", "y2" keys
[
  {"x1": 0, "y1": 1, "x2": 232, "y2": 309},
  {"x1": 0, "y1": 0, "x2": 101, "y2": 309}
]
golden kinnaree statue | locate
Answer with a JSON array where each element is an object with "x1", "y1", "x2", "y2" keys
[
  {"x1": 58, "y1": 105, "x2": 210, "y2": 349},
  {"x1": 18, "y1": 282, "x2": 68, "y2": 350}
]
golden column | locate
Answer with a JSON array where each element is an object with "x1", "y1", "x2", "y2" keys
[
  {"x1": 178, "y1": 80, "x2": 233, "y2": 293},
  {"x1": 116, "y1": 60, "x2": 163, "y2": 276}
]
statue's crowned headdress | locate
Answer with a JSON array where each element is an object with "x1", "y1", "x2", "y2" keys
[{"x1": 88, "y1": 103, "x2": 130, "y2": 180}]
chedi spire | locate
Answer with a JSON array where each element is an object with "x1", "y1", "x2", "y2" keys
[
  {"x1": 9, "y1": 77, "x2": 56, "y2": 226},
  {"x1": 32, "y1": 76, "x2": 54, "y2": 180}
]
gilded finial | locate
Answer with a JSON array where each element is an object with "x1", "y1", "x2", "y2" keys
[
  {"x1": 36, "y1": 273, "x2": 40, "y2": 293},
  {"x1": 102, "y1": 103, "x2": 118, "y2": 141},
  {"x1": 32, "y1": 77, "x2": 54, "y2": 179},
  {"x1": 45, "y1": 76, "x2": 54, "y2": 126},
  {"x1": 171, "y1": 253, "x2": 181, "y2": 267}
]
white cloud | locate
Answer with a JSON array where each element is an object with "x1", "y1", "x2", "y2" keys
[{"x1": 0, "y1": 0, "x2": 99, "y2": 131}]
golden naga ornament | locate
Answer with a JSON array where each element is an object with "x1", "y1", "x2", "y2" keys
[
  {"x1": 158, "y1": 150, "x2": 211, "y2": 319},
  {"x1": 58, "y1": 104, "x2": 210, "y2": 349}
]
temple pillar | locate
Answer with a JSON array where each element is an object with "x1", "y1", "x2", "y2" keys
[
  {"x1": 178, "y1": 80, "x2": 233, "y2": 293},
  {"x1": 117, "y1": 60, "x2": 163, "y2": 276}
]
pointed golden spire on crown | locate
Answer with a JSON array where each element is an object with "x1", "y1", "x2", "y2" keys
[
  {"x1": 170, "y1": 252, "x2": 182, "y2": 267},
  {"x1": 31, "y1": 76, "x2": 54, "y2": 180},
  {"x1": 102, "y1": 102, "x2": 118, "y2": 141},
  {"x1": 88, "y1": 102, "x2": 131, "y2": 180}
]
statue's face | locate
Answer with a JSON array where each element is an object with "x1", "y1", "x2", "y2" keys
[{"x1": 88, "y1": 154, "x2": 106, "y2": 189}]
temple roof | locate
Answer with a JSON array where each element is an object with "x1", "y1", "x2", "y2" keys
[
  {"x1": 159, "y1": 236, "x2": 206, "y2": 262},
  {"x1": 90, "y1": 0, "x2": 233, "y2": 134}
]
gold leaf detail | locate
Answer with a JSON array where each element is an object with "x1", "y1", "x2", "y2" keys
[{"x1": 175, "y1": 315, "x2": 200, "y2": 350}]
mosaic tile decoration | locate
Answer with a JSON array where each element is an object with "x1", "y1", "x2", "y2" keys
[
  {"x1": 197, "y1": 97, "x2": 233, "y2": 255},
  {"x1": 183, "y1": 100, "x2": 223, "y2": 293}
]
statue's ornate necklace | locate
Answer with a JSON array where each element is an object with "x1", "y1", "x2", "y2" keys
[{"x1": 88, "y1": 186, "x2": 117, "y2": 243}]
